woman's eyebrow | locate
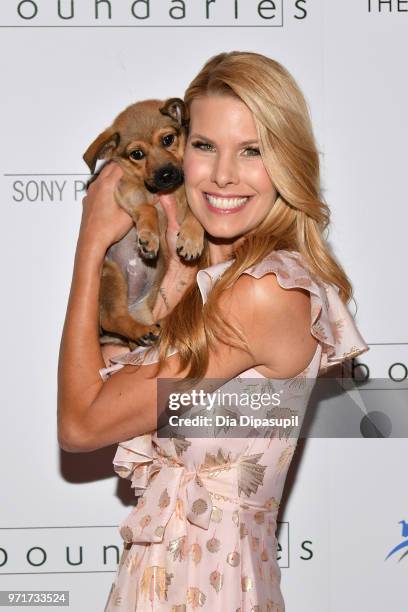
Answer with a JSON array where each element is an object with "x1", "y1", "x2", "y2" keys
[{"x1": 190, "y1": 133, "x2": 259, "y2": 146}]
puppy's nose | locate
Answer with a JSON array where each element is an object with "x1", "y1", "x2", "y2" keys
[{"x1": 153, "y1": 164, "x2": 184, "y2": 190}]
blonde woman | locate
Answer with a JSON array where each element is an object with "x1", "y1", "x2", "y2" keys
[{"x1": 58, "y1": 51, "x2": 369, "y2": 611}]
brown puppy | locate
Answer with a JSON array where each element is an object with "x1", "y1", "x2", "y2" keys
[{"x1": 83, "y1": 98, "x2": 204, "y2": 350}]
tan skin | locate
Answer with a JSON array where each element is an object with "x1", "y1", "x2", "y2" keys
[{"x1": 57, "y1": 95, "x2": 318, "y2": 453}]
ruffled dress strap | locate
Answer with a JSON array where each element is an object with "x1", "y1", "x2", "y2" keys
[{"x1": 196, "y1": 249, "x2": 369, "y2": 375}]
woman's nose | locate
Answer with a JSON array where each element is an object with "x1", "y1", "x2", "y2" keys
[{"x1": 210, "y1": 152, "x2": 239, "y2": 187}]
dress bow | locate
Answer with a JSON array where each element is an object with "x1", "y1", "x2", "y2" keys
[{"x1": 112, "y1": 435, "x2": 213, "y2": 544}]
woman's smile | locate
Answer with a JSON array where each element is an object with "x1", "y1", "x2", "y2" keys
[{"x1": 203, "y1": 191, "x2": 254, "y2": 213}]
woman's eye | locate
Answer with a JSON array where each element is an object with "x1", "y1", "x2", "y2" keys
[
  {"x1": 129, "y1": 149, "x2": 145, "y2": 161},
  {"x1": 191, "y1": 140, "x2": 214, "y2": 151},
  {"x1": 191, "y1": 141, "x2": 260, "y2": 156},
  {"x1": 243, "y1": 147, "x2": 261, "y2": 157},
  {"x1": 162, "y1": 134, "x2": 175, "y2": 147}
]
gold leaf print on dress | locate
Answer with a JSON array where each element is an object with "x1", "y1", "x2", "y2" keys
[
  {"x1": 190, "y1": 541, "x2": 202, "y2": 565},
  {"x1": 342, "y1": 345, "x2": 362, "y2": 359},
  {"x1": 287, "y1": 372, "x2": 309, "y2": 393},
  {"x1": 154, "y1": 525, "x2": 165, "y2": 538},
  {"x1": 232, "y1": 509, "x2": 240, "y2": 526},
  {"x1": 192, "y1": 498, "x2": 208, "y2": 515},
  {"x1": 171, "y1": 605, "x2": 187, "y2": 612},
  {"x1": 241, "y1": 575, "x2": 253, "y2": 592},
  {"x1": 200, "y1": 448, "x2": 234, "y2": 477},
  {"x1": 210, "y1": 505, "x2": 223, "y2": 523},
  {"x1": 227, "y1": 550, "x2": 240, "y2": 566},
  {"x1": 136, "y1": 496, "x2": 146, "y2": 511},
  {"x1": 209, "y1": 568, "x2": 224, "y2": 592},
  {"x1": 140, "y1": 565, "x2": 173, "y2": 603},
  {"x1": 186, "y1": 586, "x2": 206, "y2": 608},
  {"x1": 139, "y1": 514, "x2": 152, "y2": 534},
  {"x1": 158, "y1": 488, "x2": 171, "y2": 511},
  {"x1": 171, "y1": 434, "x2": 191, "y2": 457},
  {"x1": 254, "y1": 511, "x2": 265, "y2": 524},
  {"x1": 266, "y1": 519, "x2": 275, "y2": 536},
  {"x1": 119, "y1": 525, "x2": 134, "y2": 543},
  {"x1": 250, "y1": 605, "x2": 261, "y2": 612},
  {"x1": 240, "y1": 523, "x2": 248, "y2": 539},
  {"x1": 206, "y1": 532, "x2": 221, "y2": 553},
  {"x1": 261, "y1": 544, "x2": 269, "y2": 562},
  {"x1": 265, "y1": 406, "x2": 299, "y2": 441},
  {"x1": 251, "y1": 534, "x2": 260, "y2": 551},
  {"x1": 277, "y1": 445, "x2": 296, "y2": 473},
  {"x1": 237, "y1": 453, "x2": 267, "y2": 497},
  {"x1": 265, "y1": 497, "x2": 279, "y2": 512},
  {"x1": 209, "y1": 490, "x2": 232, "y2": 503},
  {"x1": 124, "y1": 551, "x2": 143, "y2": 575},
  {"x1": 167, "y1": 535, "x2": 189, "y2": 562}
]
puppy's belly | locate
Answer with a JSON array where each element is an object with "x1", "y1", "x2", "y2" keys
[{"x1": 105, "y1": 227, "x2": 159, "y2": 308}]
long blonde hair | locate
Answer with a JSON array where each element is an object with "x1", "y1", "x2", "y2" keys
[{"x1": 145, "y1": 51, "x2": 354, "y2": 384}]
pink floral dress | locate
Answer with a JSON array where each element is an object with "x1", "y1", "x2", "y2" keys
[{"x1": 99, "y1": 249, "x2": 369, "y2": 612}]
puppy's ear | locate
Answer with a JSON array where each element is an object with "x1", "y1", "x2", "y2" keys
[
  {"x1": 159, "y1": 98, "x2": 189, "y2": 129},
  {"x1": 83, "y1": 128, "x2": 120, "y2": 174}
]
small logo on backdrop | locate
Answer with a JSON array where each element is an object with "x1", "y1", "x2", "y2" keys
[
  {"x1": 385, "y1": 521, "x2": 408, "y2": 562},
  {"x1": 4, "y1": 173, "x2": 89, "y2": 204}
]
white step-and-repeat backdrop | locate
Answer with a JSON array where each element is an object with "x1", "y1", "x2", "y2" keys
[{"x1": 1, "y1": 1, "x2": 407, "y2": 610}]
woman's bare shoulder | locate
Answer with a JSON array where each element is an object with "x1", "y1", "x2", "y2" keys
[{"x1": 231, "y1": 272, "x2": 318, "y2": 379}]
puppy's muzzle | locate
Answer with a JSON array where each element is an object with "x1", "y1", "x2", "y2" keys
[{"x1": 144, "y1": 164, "x2": 184, "y2": 193}]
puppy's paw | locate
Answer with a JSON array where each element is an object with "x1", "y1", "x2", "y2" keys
[
  {"x1": 135, "y1": 323, "x2": 161, "y2": 347},
  {"x1": 176, "y1": 231, "x2": 204, "y2": 262},
  {"x1": 137, "y1": 230, "x2": 160, "y2": 259}
]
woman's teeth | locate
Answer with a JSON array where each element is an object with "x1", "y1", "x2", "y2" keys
[{"x1": 205, "y1": 193, "x2": 250, "y2": 209}]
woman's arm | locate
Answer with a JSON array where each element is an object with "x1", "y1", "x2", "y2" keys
[
  {"x1": 57, "y1": 230, "x2": 112, "y2": 450},
  {"x1": 57, "y1": 163, "x2": 197, "y2": 450},
  {"x1": 59, "y1": 269, "x2": 315, "y2": 453}
]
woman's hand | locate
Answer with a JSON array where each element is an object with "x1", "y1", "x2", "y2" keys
[
  {"x1": 79, "y1": 162, "x2": 136, "y2": 250},
  {"x1": 151, "y1": 193, "x2": 199, "y2": 321},
  {"x1": 157, "y1": 193, "x2": 182, "y2": 261}
]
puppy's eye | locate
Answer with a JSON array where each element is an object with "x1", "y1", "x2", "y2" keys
[
  {"x1": 129, "y1": 149, "x2": 145, "y2": 161},
  {"x1": 162, "y1": 134, "x2": 175, "y2": 147}
]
